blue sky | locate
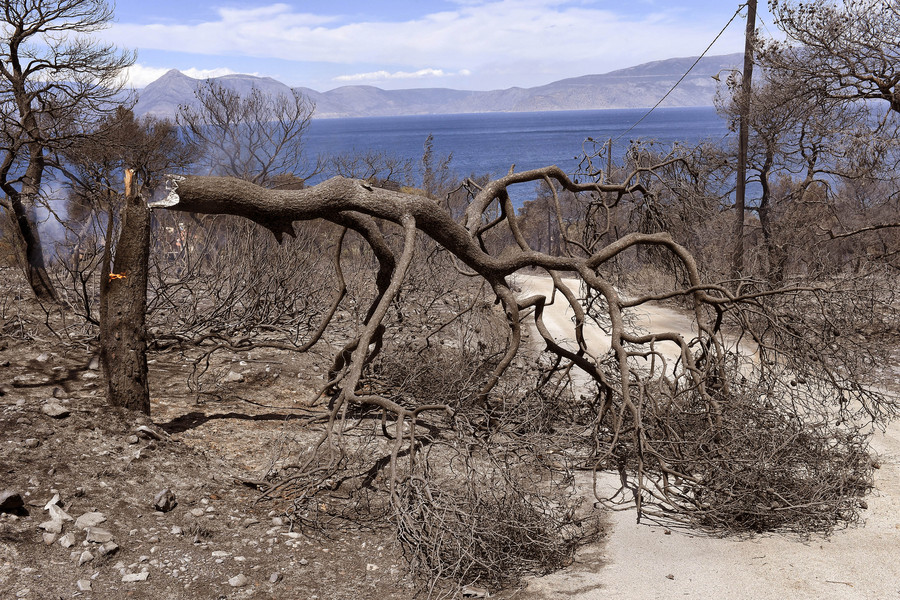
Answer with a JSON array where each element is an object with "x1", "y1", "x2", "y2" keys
[{"x1": 103, "y1": 0, "x2": 774, "y2": 90}]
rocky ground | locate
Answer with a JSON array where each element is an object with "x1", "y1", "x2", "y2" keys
[{"x1": 0, "y1": 332, "x2": 419, "y2": 600}]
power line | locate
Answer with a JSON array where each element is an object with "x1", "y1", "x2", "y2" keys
[{"x1": 612, "y1": 3, "x2": 747, "y2": 144}]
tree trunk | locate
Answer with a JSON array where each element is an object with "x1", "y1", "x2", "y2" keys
[
  {"x1": 100, "y1": 170, "x2": 151, "y2": 415},
  {"x1": 6, "y1": 191, "x2": 57, "y2": 301}
]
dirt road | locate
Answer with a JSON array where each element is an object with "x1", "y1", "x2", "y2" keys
[{"x1": 512, "y1": 273, "x2": 900, "y2": 600}]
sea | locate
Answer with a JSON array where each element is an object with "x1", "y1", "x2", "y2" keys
[{"x1": 303, "y1": 106, "x2": 730, "y2": 184}]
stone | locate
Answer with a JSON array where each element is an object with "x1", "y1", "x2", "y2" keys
[
  {"x1": 76, "y1": 580, "x2": 92, "y2": 592},
  {"x1": 88, "y1": 356, "x2": 100, "y2": 370},
  {"x1": 228, "y1": 573, "x2": 248, "y2": 587},
  {"x1": 23, "y1": 438, "x2": 39, "y2": 449},
  {"x1": 81, "y1": 371, "x2": 99, "y2": 380},
  {"x1": 126, "y1": 435, "x2": 139, "y2": 444},
  {"x1": 223, "y1": 370, "x2": 245, "y2": 383},
  {"x1": 47, "y1": 504, "x2": 73, "y2": 523},
  {"x1": 59, "y1": 532, "x2": 76, "y2": 548},
  {"x1": 36, "y1": 352, "x2": 50, "y2": 363},
  {"x1": 75, "y1": 512, "x2": 107, "y2": 529},
  {"x1": 42, "y1": 532, "x2": 56, "y2": 545},
  {"x1": 122, "y1": 572, "x2": 149, "y2": 583},
  {"x1": 0, "y1": 491, "x2": 24, "y2": 513},
  {"x1": 99, "y1": 542, "x2": 119, "y2": 556},
  {"x1": 85, "y1": 527, "x2": 114, "y2": 543},
  {"x1": 170, "y1": 526, "x2": 183, "y2": 536},
  {"x1": 269, "y1": 572, "x2": 283, "y2": 583},
  {"x1": 461, "y1": 585, "x2": 490, "y2": 598},
  {"x1": 190, "y1": 508, "x2": 204, "y2": 518},
  {"x1": 211, "y1": 551, "x2": 230, "y2": 558},
  {"x1": 153, "y1": 489, "x2": 177, "y2": 512},
  {"x1": 78, "y1": 550, "x2": 94, "y2": 566},
  {"x1": 51, "y1": 387, "x2": 66, "y2": 399},
  {"x1": 40, "y1": 402, "x2": 69, "y2": 419},
  {"x1": 39, "y1": 519, "x2": 63, "y2": 534}
]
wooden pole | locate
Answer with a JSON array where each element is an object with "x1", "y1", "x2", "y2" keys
[{"x1": 732, "y1": 0, "x2": 757, "y2": 282}]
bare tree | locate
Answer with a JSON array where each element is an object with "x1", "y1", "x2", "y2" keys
[
  {"x1": 764, "y1": 0, "x2": 900, "y2": 114},
  {"x1": 0, "y1": 0, "x2": 134, "y2": 301},
  {"x1": 177, "y1": 80, "x2": 318, "y2": 187}
]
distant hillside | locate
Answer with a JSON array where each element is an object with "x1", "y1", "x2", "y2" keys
[{"x1": 134, "y1": 53, "x2": 742, "y2": 120}]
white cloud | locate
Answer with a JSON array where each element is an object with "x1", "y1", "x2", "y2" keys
[
  {"x1": 106, "y1": 1, "x2": 748, "y2": 89},
  {"x1": 334, "y1": 68, "x2": 470, "y2": 83},
  {"x1": 122, "y1": 64, "x2": 255, "y2": 88},
  {"x1": 122, "y1": 64, "x2": 171, "y2": 88}
]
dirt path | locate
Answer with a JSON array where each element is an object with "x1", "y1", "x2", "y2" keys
[{"x1": 512, "y1": 273, "x2": 900, "y2": 600}]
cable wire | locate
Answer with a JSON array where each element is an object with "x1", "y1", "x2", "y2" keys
[{"x1": 612, "y1": 3, "x2": 748, "y2": 143}]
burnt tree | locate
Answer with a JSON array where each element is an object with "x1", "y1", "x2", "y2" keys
[
  {"x1": 100, "y1": 170, "x2": 150, "y2": 414},
  {"x1": 0, "y1": 0, "x2": 134, "y2": 300}
]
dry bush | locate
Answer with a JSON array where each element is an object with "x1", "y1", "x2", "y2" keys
[
  {"x1": 395, "y1": 428, "x2": 600, "y2": 596},
  {"x1": 146, "y1": 211, "x2": 339, "y2": 389},
  {"x1": 605, "y1": 379, "x2": 875, "y2": 534},
  {"x1": 0, "y1": 265, "x2": 38, "y2": 340}
]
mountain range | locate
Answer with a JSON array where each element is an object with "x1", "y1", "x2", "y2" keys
[{"x1": 133, "y1": 53, "x2": 743, "y2": 120}]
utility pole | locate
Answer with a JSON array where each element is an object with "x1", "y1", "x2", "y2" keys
[{"x1": 732, "y1": 0, "x2": 757, "y2": 282}]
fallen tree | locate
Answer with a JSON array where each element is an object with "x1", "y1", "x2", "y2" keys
[{"x1": 149, "y1": 165, "x2": 897, "y2": 591}]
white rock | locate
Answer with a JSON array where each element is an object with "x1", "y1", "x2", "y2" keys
[
  {"x1": 59, "y1": 532, "x2": 76, "y2": 548},
  {"x1": 99, "y1": 542, "x2": 119, "y2": 556},
  {"x1": 78, "y1": 550, "x2": 94, "y2": 566},
  {"x1": 48, "y1": 504, "x2": 73, "y2": 523},
  {"x1": 77, "y1": 580, "x2": 92, "y2": 592},
  {"x1": 85, "y1": 527, "x2": 114, "y2": 543},
  {"x1": 461, "y1": 585, "x2": 490, "y2": 598},
  {"x1": 223, "y1": 370, "x2": 245, "y2": 383},
  {"x1": 41, "y1": 402, "x2": 70, "y2": 418},
  {"x1": 39, "y1": 519, "x2": 62, "y2": 534},
  {"x1": 75, "y1": 512, "x2": 107, "y2": 529},
  {"x1": 122, "y1": 572, "x2": 149, "y2": 583},
  {"x1": 228, "y1": 573, "x2": 248, "y2": 587}
]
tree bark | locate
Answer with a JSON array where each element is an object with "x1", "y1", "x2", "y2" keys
[{"x1": 100, "y1": 170, "x2": 151, "y2": 414}]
